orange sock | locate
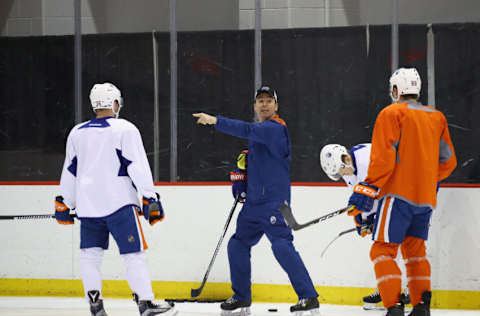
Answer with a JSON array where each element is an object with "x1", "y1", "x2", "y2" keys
[
  {"x1": 401, "y1": 236, "x2": 431, "y2": 306},
  {"x1": 370, "y1": 241, "x2": 402, "y2": 308}
]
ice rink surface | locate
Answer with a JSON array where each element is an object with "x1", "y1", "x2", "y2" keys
[{"x1": 1, "y1": 297, "x2": 480, "y2": 316}]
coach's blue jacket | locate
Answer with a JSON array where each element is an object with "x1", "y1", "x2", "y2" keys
[{"x1": 215, "y1": 115, "x2": 291, "y2": 204}]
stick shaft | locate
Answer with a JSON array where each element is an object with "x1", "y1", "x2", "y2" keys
[
  {"x1": 0, "y1": 214, "x2": 77, "y2": 220},
  {"x1": 299, "y1": 207, "x2": 349, "y2": 228},
  {"x1": 320, "y1": 227, "x2": 356, "y2": 258},
  {"x1": 190, "y1": 196, "x2": 240, "y2": 297},
  {"x1": 279, "y1": 202, "x2": 350, "y2": 231}
]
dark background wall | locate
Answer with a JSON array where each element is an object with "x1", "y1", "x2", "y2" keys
[{"x1": 0, "y1": 23, "x2": 478, "y2": 183}]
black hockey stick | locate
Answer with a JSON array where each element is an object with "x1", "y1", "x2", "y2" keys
[
  {"x1": 190, "y1": 196, "x2": 241, "y2": 298},
  {"x1": 320, "y1": 227, "x2": 357, "y2": 258},
  {"x1": 279, "y1": 202, "x2": 354, "y2": 231},
  {"x1": 0, "y1": 214, "x2": 77, "y2": 220}
]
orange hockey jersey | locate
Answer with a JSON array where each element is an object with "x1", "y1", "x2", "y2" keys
[{"x1": 365, "y1": 100, "x2": 456, "y2": 208}]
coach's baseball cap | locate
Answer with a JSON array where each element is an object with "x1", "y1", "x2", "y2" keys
[{"x1": 255, "y1": 86, "x2": 278, "y2": 102}]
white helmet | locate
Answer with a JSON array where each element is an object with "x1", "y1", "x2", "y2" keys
[
  {"x1": 89, "y1": 82, "x2": 123, "y2": 117},
  {"x1": 389, "y1": 68, "x2": 421, "y2": 102},
  {"x1": 320, "y1": 144, "x2": 350, "y2": 181}
]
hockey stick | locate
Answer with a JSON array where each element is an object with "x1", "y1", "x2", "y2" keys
[
  {"x1": 190, "y1": 196, "x2": 240, "y2": 298},
  {"x1": 320, "y1": 227, "x2": 357, "y2": 258},
  {"x1": 0, "y1": 214, "x2": 77, "y2": 220},
  {"x1": 279, "y1": 202, "x2": 354, "y2": 231}
]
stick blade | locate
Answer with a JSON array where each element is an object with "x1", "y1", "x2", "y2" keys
[
  {"x1": 190, "y1": 287, "x2": 202, "y2": 298},
  {"x1": 279, "y1": 202, "x2": 301, "y2": 230}
]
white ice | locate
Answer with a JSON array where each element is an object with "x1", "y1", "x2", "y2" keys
[{"x1": 0, "y1": 297, "x2": 479, "y2": 316}]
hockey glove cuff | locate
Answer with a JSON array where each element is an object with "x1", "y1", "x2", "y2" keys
[
  {"x1": 348, "y1": 182, "x2": 379, "y2": 213},
  {"x1": 55, "y1": 195, "x2": 74, "y2": 225}
]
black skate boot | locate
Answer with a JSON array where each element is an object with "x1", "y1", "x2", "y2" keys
[
  {"x1": 386, "y1": 303, "x2": 404, "y2": 316},
  {"x1": 133, "y1": 293, "x2": 176, "y2": 316},
  {"x1": 362, "y1": 289, "x2": 382, "y2": 310},
  {"x1": 290, "y1": 297, "x2": 320, "y2": 315},
  {"x1": 408, "y1": 291, "x2": 431, "y2": 316},
  {"x1": 220, "y1": 296, "x2": 251, "y2": 316},
  {"x1": 386, "y1": 292, "x2": 410, "y2": 316},
  {"x1": 88, "y1": 290, "x2": 108, "y2": 316}
]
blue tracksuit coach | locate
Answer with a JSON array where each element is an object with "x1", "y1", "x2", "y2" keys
[{"x1": 214, "y1": 87, "x2": 318, "y2": 302}]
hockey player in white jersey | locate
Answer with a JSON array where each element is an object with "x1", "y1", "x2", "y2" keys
[
  {"x1": 55, "y1": 83, "x2": 175, "y2": 316},
  {"x1": 320, "y1": 144, "x2": 410, "y2": 310}
]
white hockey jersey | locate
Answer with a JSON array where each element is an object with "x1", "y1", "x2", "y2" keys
[
  {"x1": 342, "y1": 143, "x2": 371, "y2": 190},
  {"x1": 342, "y1": 143, "x2": 375, "y2": 219},
  {"x1": 59, "y1": 116, "x2": 157, "y2": 218}
]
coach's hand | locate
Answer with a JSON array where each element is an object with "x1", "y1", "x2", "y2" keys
[
  {"x1": 230, "y1": 150, "x2": 248, "y2": 202},
  {"x1": 193, "y1": 113, "x2": 217, "y2": 125}
]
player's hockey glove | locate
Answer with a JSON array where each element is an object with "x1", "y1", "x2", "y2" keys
[
  {"x1": 354, "y1": 213, "x2": 375, "y2": 237},
  {"x1": 54, "y1": 195, "x2": 74, "y2": 225},
  {"x1": 230, "y1": 150, "x2": 248, "y2": 202},
  {"x1": 141, "y1": 193, "x2": 164, "y2": 226},
  {"x1": 348, "y1": 182, "x2": 379, "y2": 216}
]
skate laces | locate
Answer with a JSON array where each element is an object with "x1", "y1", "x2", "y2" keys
[
  {"x1": 225, "y1": 297, "x2": 238, "y2": 304},
  {"x1": 297, "y1": 298, "x2": 308, "y2": 306}
]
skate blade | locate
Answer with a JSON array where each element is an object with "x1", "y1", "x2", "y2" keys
[
  {"x1": 220, "y1": 307, "x2": 251, "y2": 316},
  {"x1": 142, "y1": 307, "x2": 178, "y2": 316},
  {"x1": 293, "y1": 308, "x2": 320, "y2": 316},
  {"x1": 362, "y1": 303, "x2": 385, "y2": 311}
]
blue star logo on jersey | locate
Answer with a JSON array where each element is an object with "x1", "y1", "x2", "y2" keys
[
  {"x1": 116, "y1": 149, "x2": 132, "y2": 176},
  {"x1": 67, "y1": 156, "x2": 78, "y2": 176}
]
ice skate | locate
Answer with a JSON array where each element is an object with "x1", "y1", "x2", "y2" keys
[
  {"x1": 363, "y1": 289, "x2": 410, "y2": 311},
  {"x1": 408, "y1": 291, "x2": 431, "y2": 316},
  {"x1": 385, "y1": 303, "x2": 404, "y2": 316},
  {"x1": 290, "y1": 297, "x2": 320, "y2": 316},
  {"x1": 362, "y1": 290, "x2": 383, "y2": 310},
  {"x1": 88, "y1": 290, "x2": 108, "y2": 316},
  {"x1": 133, "y1": 293, "x2": 177, "y2": 316},
  {"x1": 220, "y1": 296, "x2": 251, "y2": 316}
]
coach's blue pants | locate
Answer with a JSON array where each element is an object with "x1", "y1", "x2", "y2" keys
[{"x1": 227, "y1": 200, "x2": 318, "y2": 301}]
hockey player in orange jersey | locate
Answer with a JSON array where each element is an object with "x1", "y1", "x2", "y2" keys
[{"x1": 347, "y1": 68, "x2": 456, "y2": 316}]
